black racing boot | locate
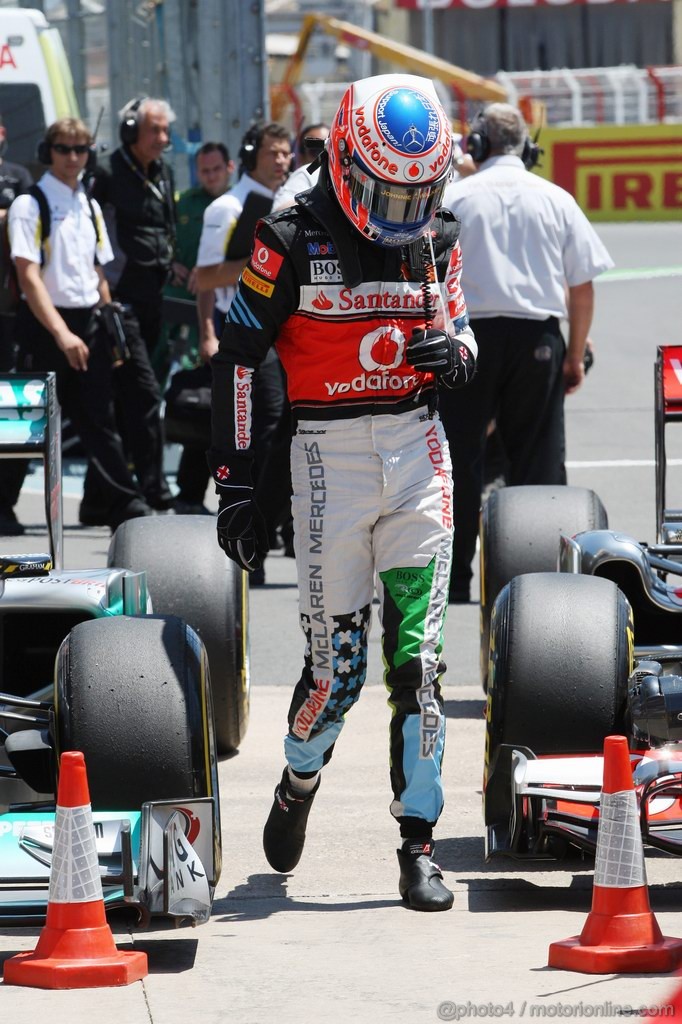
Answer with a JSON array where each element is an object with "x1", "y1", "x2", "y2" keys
[
  {"x1": 397, "y1": 840, "x2": 454, "y2": 912},
  {"x1": 263, "y1": 768, "x2": 320, "y2": 873}
]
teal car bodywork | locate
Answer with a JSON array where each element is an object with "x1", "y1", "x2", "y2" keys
[{"x1": 0, "y1": 373, "x2": 220, "y2": 925}]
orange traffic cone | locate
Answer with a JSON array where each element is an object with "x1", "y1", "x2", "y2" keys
[
  {"x1": 549, "y1": 735, "x2": 682, "y2": 973},
  {"x1": 645, "y1": 980, "x2": 682, "y2": 1019},
  {"x1": 3, "y1": 750, "x2": 148, "y2": 989},
  {"x1": 648, "y1": 978, "x2": 682, "y2": 1018}
]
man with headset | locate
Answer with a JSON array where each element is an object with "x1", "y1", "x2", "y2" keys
[
  {"x1": 195, "y1": 122, "x2": 292, "y2": 356},
  {"x1": 196, "y1": 122, "x2": 292, "y2": 582},
  {"x1": 83, "y1": 96, "x2": 175, "y2": 520},
  {"x1": 440, "y1": 103, "x2": 613, "y2": 603},
  {"x1": 0, "y1": 117, "x2": 152, "y2": 535}
]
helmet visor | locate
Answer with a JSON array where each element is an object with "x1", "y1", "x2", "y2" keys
[{"x1": 347, "y1": 162, "x2": 449, "y2": 230}]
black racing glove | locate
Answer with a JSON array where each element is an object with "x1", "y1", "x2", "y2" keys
[
  {"x1": 406, "y1": 327, "x2": 477, "y2": 390},
  {"x1": 207, "y1": 451, "x2": 269, "y2": 573},
  {"x1": 406, "y1": 328, "x2": 454, "y2": 373},
  {"x1": 439, "y1": 337, "x2": 477, "y2": 390}
]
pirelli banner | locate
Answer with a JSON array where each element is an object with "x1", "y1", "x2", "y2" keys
[{"x1": 533, "y1": 124, "x2": 682, "y2": 221}]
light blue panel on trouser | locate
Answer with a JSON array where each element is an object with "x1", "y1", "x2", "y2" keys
[
  {"x1": 285, "y1": 720, "x2": 345, "y2": 775},
  {"x1": 395, "y1": 711, "x2": 446, "y2": 822}
]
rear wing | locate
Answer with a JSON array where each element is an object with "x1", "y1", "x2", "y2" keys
[{"x1": 0, "y1": 372, "x2": 62, "y2": 569}]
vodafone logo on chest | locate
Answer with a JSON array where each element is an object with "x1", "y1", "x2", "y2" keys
[
  {"x1": 358, "y1": 326, "x2": 405, "y2": 371},
  {"x1": 323, "y1": 326, "x2": 421, "y2": 398},
  {"x1": 250, "y1": 244, "x2": 284, "y2": 281}
]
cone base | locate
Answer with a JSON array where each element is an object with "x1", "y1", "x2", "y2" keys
[
  {"x1": 3, "y1": 948, "x2": 148, "y2": 990},
  {"x1": 549, "y1": 935, "x2": 682, "y2": 974}
]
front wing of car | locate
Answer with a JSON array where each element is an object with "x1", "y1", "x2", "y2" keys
[
  {"x1": 0, "y1": 797, "x2": 218, "y2": 925},
  {"x1": 485, "y1": 745, "x2": 682, "y2": 861}
]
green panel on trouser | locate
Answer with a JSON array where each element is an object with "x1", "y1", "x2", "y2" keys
[{"x1": 379, "y1": 560, "x2": 437, "y2": 671}]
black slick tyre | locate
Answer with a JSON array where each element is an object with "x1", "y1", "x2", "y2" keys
[
  {"x1": 484, "y1": 572, "x2": 631, "y2": 819},
  {"x1": 55, "y1": 615, "x2": 219, "y2": 813},
  {"x1": 480, "y1": 485, "x2": 607, "y2": 690},
  {"x1": 108, "y1": 515, "x2": 249, "y2": 755}
]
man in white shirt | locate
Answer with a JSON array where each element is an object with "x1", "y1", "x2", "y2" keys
[
  {"x1": 441, "y1": 103, "x2": 614, "y2": 602},
  {"x1": 195, "y1": 122, "x2": 292, "y2": 357},
  {"x1": 0, "y1": 117, "x2": 152, "y2": 535}
]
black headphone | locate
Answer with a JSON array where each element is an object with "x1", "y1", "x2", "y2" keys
[
  {"x1": 522, "y1": 137, "x2": 542, "y2": 171},
  {"x1": 465, "y1": 122, "x2": 490, "y2": 165},
  {"x1": 37, "y1": 134, "x2": 98, "y2": 172},
  {"x1": 119, "y1": 97, "x2": 145, "y2": 146},
  {"x1": 466, "y1": 117, "x2": 542, "y2": 170},
  {"x1": 238, "y1": 123, "x2": 263, "y2": 173},
  {"x1": 36, "y1": 136, "x2": 51, "y2": 166}
]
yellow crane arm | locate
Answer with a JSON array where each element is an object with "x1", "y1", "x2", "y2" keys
[{"x1": 272, "y1": 12, "x2": 506, "y2": 122}]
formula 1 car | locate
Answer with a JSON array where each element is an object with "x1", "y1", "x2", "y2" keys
[
  {"x1": 481, "y1": 345, "x2": 682, "y2": 863},
  {"x1": 0, "y1": 372, "x2": 248, "y2": 924}
]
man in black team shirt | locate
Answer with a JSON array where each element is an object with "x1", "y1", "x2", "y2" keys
[
  {"x1": 0, "y1": 115, "x2": 32, "y2": 371},
  {"x1": 83, "y1": 97, "x2": 175, "y2": 520}
]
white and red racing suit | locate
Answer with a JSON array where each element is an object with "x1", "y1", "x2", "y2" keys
[{"x1": 210, "y1": 171, "x2": 475, "y2": 835}]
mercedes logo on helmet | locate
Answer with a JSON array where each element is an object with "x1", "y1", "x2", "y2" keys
[{"x1": 402, "y1": 124, "x2": 426, "y2": 152}]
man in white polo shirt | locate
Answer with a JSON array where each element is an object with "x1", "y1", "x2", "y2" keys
[
  {"x1": 0, "y1": 117, "x2": 152, "y2": 534},
  {"x1": 441, "y1": 103, "x2": 613, "y2": 603},
  {"x1": 195, "y1": 121, "x2": 292, "y2": 354}
]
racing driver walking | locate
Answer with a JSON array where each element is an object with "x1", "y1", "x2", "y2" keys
[{"x1": 209, "y1": 75, "x2": 477, "y2": 911}]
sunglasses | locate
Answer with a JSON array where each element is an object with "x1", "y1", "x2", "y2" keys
[{"x1": 51, "y1": 143, "x2": 90, "y2": 156}]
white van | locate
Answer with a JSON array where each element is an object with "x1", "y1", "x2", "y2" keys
[{"x1": 0, "y1": 7, "x2": 79, "y2": 169}]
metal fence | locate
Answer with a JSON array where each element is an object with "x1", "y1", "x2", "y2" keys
[
  {"x1": 498, "y1": 65, "x2": 682, "y2": 126},
  {"x1": 284, "y1": 65, "x2": 682, "y2": 134}
]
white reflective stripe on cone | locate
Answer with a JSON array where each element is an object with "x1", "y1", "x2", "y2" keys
[
  {"x1": 48, "y1": 803, "x2": 104, "y2": 904},
  {"x1": 593, "y1": 789, "x2": 647, "y2": 889}
]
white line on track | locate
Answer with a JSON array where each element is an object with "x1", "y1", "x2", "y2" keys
[
  {"x1": 567, "y1": 458, "x2": 682, "y2": 468},
  {"x1": 599, "y1": 266, "x2": 682, "y2": 282}
]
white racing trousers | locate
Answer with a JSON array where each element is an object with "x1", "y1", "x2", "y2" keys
[{"x1": 285, "y1": 406, "x2": 453, "y2": 830}]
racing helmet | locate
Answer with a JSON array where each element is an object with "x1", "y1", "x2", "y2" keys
[{"x1": 327, "y1": 74, "x2": 454, "y2": 248}]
